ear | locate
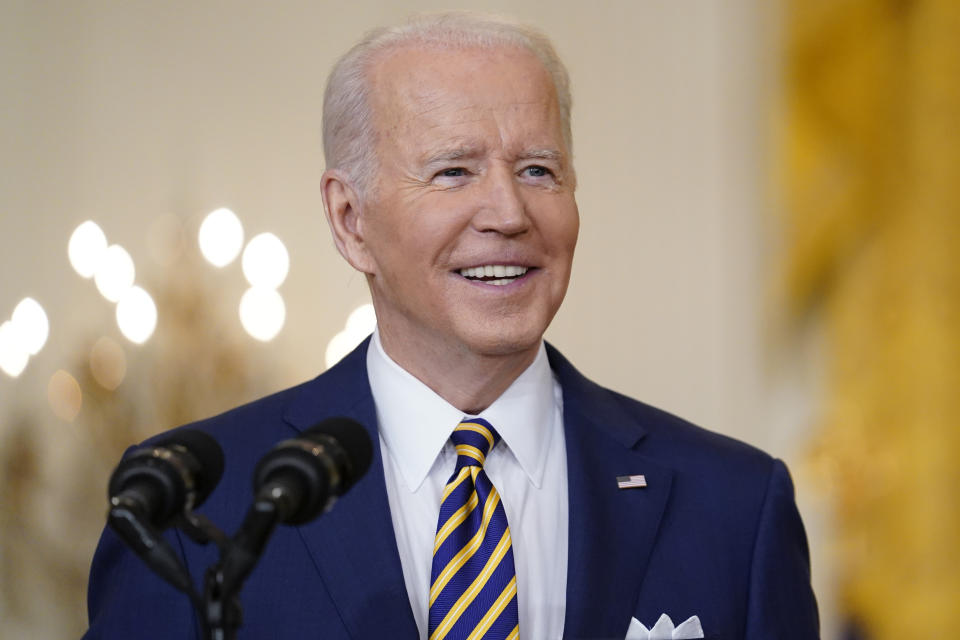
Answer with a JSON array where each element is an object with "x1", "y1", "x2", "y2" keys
[{"x1": 321, "y1": 169, "x2": 376, "y2": 274}]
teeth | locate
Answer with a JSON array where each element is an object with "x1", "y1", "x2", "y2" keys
[{"x1": 459, "y1": 265, "x2": 530, "y2": 280}]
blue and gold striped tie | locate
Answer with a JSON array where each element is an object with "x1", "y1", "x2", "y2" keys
[{"x1": 428, "y1": 418, "x2": 520, "y2": 640}]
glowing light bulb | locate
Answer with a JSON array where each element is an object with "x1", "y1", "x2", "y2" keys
[
  {"x1": 325, "y1": 303, "x2": 376, "y2": 368},
  {"x1": 68, "y1": 220, "x2": 108, "y2": 278},
  {"x1": 116, "y1": 286, "x2": 157, "y2": 344},
  {"x1": 239, "y1": 287, "x2": 285, "y2": 342},
  {"x1": 346, "y1": 303, "x2": 376, "y2": 333},
  {"x1": 242, "y1": 232, "x2": 290, "y2": 289},
  {"x1": 94, "y1": 244, "x2": 136, "y2": 302},
  {"x1": 0, "y1": 321, "x2": 29, "y2": 378},
  {"x1": 48, "y1": 369, "x2": 82, "y2": 421},
  {"x1": 90, "y1": 336, "x2": 127, "y2": 390},
  {"x1": 199, "y1": 207, "x2": 244, "y2": 267},
  {"x1": 11, "y1": 297, "x2": 49, "y2": 355}
]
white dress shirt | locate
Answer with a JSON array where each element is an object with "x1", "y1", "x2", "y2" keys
[{"x1": 367, "y1": 330, "x2": 568, "y2": 639}]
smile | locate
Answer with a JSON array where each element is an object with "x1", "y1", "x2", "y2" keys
[{"x1": 458, "y1": 265, "x2": 530, "y2": 286}]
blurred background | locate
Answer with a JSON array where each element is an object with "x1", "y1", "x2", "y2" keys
[{"x1": 1, "y1": 1, "x2": 957, "y2": 637}]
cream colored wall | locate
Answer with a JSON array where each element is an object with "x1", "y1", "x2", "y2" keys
[{"x1": 0, "y1": 1, "x2": 834, "y2": 636}]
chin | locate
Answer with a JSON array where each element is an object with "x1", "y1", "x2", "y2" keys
[{"x1": 460, "y1": 321, "x2": 548, "y2": 359}]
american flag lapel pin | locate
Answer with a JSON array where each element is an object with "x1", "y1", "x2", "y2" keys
[{"x1": 616, "y1": 474, "x2": 647, "y2": 489}]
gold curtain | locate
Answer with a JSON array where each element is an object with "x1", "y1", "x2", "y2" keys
[{"x1": 783, "y1": 0, "x2": 960, "y2": 636}]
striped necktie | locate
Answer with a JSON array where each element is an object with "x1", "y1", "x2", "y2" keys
[{"x1": 428, "y1": 418, "x2": 520, "y2": 640}]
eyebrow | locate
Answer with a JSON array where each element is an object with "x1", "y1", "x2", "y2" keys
[
  {"x1": 519, "y1": 149, "x2": 564, "y2": 162},
  {"x1": 421, "y1": 146, "x2": 565, "y2": 166},
  {"x1": 421, "y1": 145, "x2": 485, "y2": 166}
]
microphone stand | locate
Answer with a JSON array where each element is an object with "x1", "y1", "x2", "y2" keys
[
  {"x1": 109, "y1": 498, "x2": 285, "y2": 640},
  {"x1": 110, "y1": 501, "x2": 285, "y2": 640},
  {"x1": 113, "y1": 473, "x2": 311, "y2": 639},
  {"x1": 106, "y1": 501, "x2": 254, "y2": 640},
  {"x1": 198, "y1": 497, "x2": 283, "y2": 640}
]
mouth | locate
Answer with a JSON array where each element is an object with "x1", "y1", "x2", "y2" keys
[{"x1": 458, "y1": 264, "x2": 532, "y2": 286}]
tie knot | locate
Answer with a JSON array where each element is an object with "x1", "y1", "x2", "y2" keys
[{"x1": 451, "y1": 418, "x2": 501, "y2": 468}]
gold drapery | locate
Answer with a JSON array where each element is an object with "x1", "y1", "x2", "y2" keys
[{"x1": 783, "y1": 0, "x2": 960, "y2": 636}]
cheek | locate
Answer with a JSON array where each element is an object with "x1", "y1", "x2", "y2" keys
[
  {"x1": 545, "y1": 201, "x2": 580, "y2": 256},
  {"x1": 566, "y1": 205, "x2": 580, "y2": 248},
  {"x1": 401, "y1": 208, "x2": 474, "y2": 263},
  {"x1": 362, "y1": 202, "x2": 420, "y2": 262}
]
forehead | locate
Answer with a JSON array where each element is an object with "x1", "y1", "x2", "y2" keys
[{"x1": 366, "y1": 44, "x2": 563, "y2": 154}]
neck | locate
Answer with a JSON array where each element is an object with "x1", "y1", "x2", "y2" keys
[{"x1": 376, "y1": 328, "x2": 539, "y2": 414}]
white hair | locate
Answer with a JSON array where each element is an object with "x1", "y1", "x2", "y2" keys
[{"x1": 322, "y1": 12, "x2": 574, "y2": 198}]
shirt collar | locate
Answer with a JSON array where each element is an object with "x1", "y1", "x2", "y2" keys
[{"x1": 367, "y1": 329, "x2": 558, "y2": 492}]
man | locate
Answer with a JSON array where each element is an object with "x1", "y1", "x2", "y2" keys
[{"x1": 86, "y1": 13, "x2": 819, "y2": 639}]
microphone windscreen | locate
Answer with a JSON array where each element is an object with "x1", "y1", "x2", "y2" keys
[
  {"x1": 301, "y1": 417, "x2": 373, "y2": 488},
  {"x1": 154, "y1": 428, "x2": 225, "y2": 505}
]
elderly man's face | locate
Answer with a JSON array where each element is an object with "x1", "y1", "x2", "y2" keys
[{"x1": 357, "y1": 44, "x2": 579, "y2": 362}]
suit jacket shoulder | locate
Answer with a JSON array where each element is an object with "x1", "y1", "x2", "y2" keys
[
  {"x1": 546, "y1": 343, "x2": 819, "y2": 639},
  {"x1": 85, "y1": 337, "x2": 420, "y2": 639}
]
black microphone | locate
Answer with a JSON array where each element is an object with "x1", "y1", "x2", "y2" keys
[
  {"x1": 108, "y1": 428, "x2": 225, "y2": 528},
  {"x1": 252, "y1": 417, "x2": 373, "y2": 525},
  {"x1": 212, "y1": 418, "x2": 373, "y2": 598},
  {"x1": 106, "y1": 429, "x2": 224, "y2": 597}
]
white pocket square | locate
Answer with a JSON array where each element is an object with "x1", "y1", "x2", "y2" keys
[{"x1": 626, "y1": 613, "x2": 704, "y2": 639}]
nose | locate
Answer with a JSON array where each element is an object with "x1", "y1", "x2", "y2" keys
[{"x1": 472, "y1": 166, "x2": 530, "y2": 236}]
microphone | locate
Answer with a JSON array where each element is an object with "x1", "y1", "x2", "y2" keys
[
  {"x1": 212, "y1": 418, "x2": 373, "y2": 598},
  {"x1": 106, "y1": 429, "x2": 224, "y2": 597},
  {"x1": 108, "y1": 428, "x2": 225, "y2": 527},
  {"x1": 251, "y1": 417, "x2": 373, "y2": 524}
]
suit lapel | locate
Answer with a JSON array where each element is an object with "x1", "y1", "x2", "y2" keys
[
  {"x1": 548, "y1": 345, "x2": 674, "y2": 639},
  {"x1": 282, "y1": 338, "x2": 420, "y2": 637}
]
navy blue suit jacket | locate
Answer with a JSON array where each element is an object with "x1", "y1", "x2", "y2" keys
[{"x1": 85, "y1": 340, "x2": 819, "y2": 639}]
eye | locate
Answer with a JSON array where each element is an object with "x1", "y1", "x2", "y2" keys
[
  {"x1": 431, "y1": 167, "x2": 472, "y2": 187},
  {"x1": 521, "y1": 165, "x2": 553, "y2": 178}
]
